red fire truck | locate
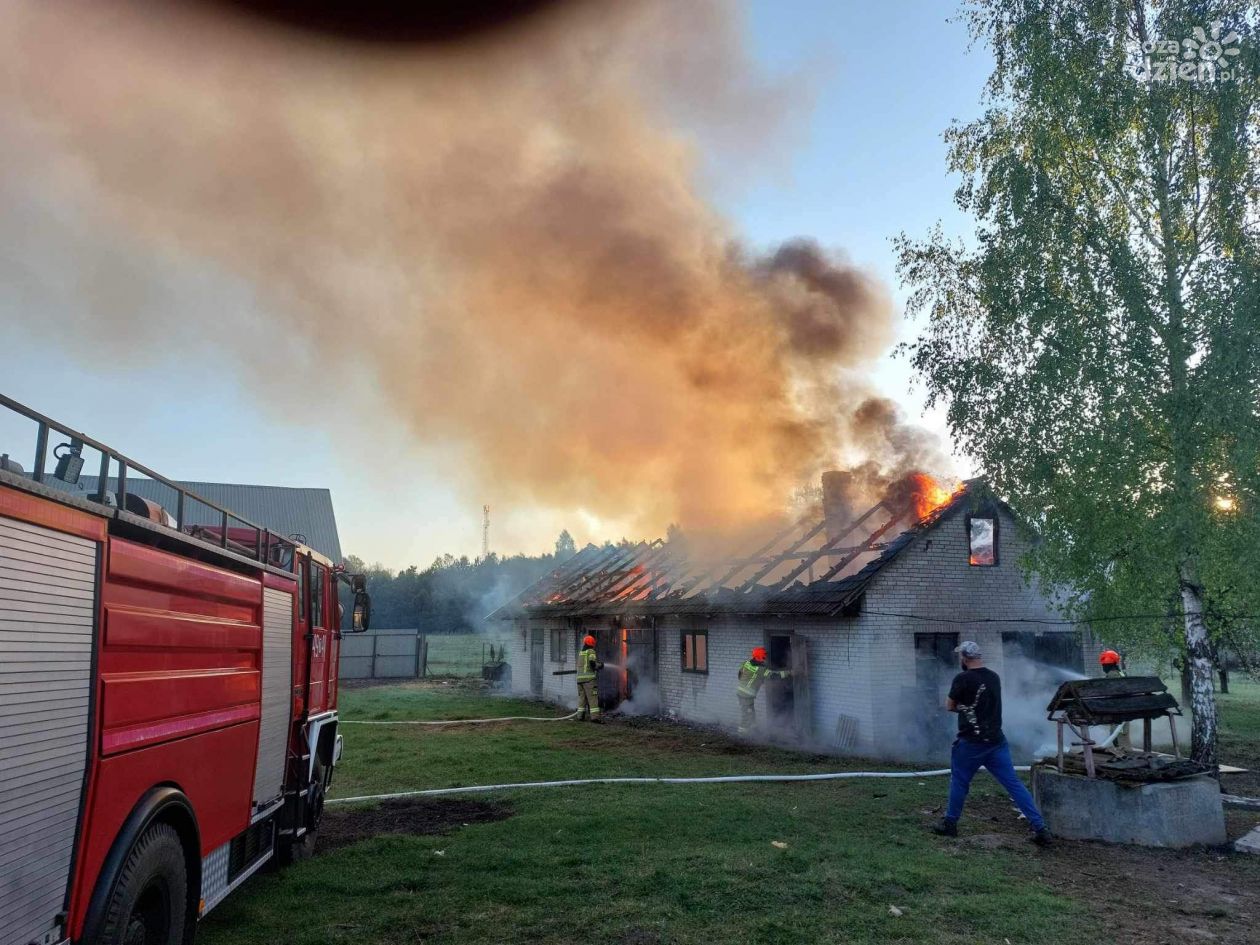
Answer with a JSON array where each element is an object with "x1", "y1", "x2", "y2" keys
[{"x1": 0, "y1": 394, "x2": 371, "y2": 945}]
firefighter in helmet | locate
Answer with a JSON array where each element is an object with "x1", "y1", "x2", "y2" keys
[
  {"x1": 577, "y1": 634, "x2": 604, "y2": 722},
  {"x1": 736, "y1": 646, "x2": 790, "y2": 735},
  {"x1": 1099, "y1": 649, "x2": 1131, "y2": 748},
  {"x1": 1099, "y1": 649, "x2": 1124, "y2": 676}
]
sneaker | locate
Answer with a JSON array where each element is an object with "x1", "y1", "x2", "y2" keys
[
  {"x1": 931, "y1": 818, "x2": 958, "y2": 837},
  {"x1": 1030, "y1": 828, "x2": 1052, "y2": 847}
]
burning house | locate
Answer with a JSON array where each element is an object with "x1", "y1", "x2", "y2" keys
[{"x1": 492, "y1": 475, "x2": 1090, "y2": 762}]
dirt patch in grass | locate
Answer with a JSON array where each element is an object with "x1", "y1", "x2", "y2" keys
[
  {"x1": 1038, "y1": 842, "x2": 1260, "y2": 945},
  {"x1": 319, "y1": 798, "x2": 513, "y2": 852},
  {"x1": 950, "y1": 792, "x2": 1260, "y2": 945},
  {"x1": 1219, "y1": 755, "x2": 1260, "y2": 800}
]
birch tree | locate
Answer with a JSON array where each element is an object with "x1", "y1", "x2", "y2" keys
[{"x1": 898, "y1": 1, "x2": 1260, "y2": 764}]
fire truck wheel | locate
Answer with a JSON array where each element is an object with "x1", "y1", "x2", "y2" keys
[
  {"x1": 277, "y1": 760, "x2": 326, "y2": 865},
  {"x1": 96, "y1": 823, "x2": 188, "y2": 945}
]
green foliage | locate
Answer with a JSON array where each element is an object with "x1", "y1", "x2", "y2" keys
[
  {"x1": 897, "y1": 1, "x2": 1260, "y2": 665},
  {"x1": 554, "y1": 529, "x2": 577, "y2": 559}
]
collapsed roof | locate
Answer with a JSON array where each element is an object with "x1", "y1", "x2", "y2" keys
[{"x1": 492, "y1": 479, "x2": 987, "y2": 620}]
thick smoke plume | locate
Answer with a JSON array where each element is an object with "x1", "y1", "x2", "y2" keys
[{"x1": 0, "y1": 0, "x2": 940, "y2": 539}]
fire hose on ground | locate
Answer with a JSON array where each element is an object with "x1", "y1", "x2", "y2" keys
[
  {"x1": 327, "y1": 767, "x2": 1035, "y2": 806},
  {"x1": 330, "y1": 710, "x2": 1032, "y2": 805},
  {"x1": 341, "y1": 710, "x2": 581, "y2": 726}
]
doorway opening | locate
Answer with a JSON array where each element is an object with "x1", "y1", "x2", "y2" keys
[
  {"x1": 766, "y1": 633, "x2": 795, "y2": 730},
  {"x1": 529, "y1": 627, "x2": 544, "y2": 696},
  {"x1": 912, "y1": 632, "x2": 959, "y2": 755}
]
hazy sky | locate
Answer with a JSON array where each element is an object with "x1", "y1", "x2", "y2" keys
[{"x1": 0, "y1": 1, "x2": 992, "y2": 569}]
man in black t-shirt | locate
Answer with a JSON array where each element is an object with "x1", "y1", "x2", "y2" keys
[{"x1": 931, "y1": 641, "x2": 1051, "y2": 845}]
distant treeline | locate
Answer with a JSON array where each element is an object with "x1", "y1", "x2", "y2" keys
[{"x1": 339, "y1": 530, "x2": 579, "y2": 634}]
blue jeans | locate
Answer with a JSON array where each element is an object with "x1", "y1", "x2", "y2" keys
[{"x1": 945, "y1": 737, "x2": 1045, "y2": 832}]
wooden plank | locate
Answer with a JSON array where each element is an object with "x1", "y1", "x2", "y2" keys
[
  {"x1": 1047, "y1": 676, "x2": 1169, "y2": 710},
  {"x1": 1078, "y1": 694, "x2": 1179, "y2": 716}
]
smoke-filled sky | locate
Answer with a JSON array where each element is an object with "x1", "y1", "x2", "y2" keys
[{"x1": 0, "y1": 0, "x2": 990, "y2": 567}]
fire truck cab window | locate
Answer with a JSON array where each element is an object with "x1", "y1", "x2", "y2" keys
[
  {"x1": 549, "y1": 628, "x2": 568, "y2": 664},
  {"x1": 311, "y1": 563, "x2": 326, "y2": 628},
  {"x1": 297, "y1": 559, "x2": 307, "y2": 622},
  {"x1": 968, "y1": 516, "x2": 997, "y2": 566},
  {"x1": 682, "y1": 630, "x2": 708, "y2": 673}
]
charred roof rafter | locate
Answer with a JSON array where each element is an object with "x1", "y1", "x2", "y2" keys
[{"x1": 491, "y1": 482, "x2": 982, "y2": 620}]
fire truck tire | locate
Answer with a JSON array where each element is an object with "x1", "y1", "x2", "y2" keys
[
  {"x1": 94, "y1": 823, "x2": 189, "y2": 945},
  {"x1": 277, "y1": 759, "x2": 327, "y2": 865},
  {"x1": 279, "y1": 826, "x2": 318, "y2": 865}
]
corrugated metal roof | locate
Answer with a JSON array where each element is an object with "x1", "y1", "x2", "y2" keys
[
  {"x1": 70, "y1": 475, "x2": 343, "y2": 562},
  {"x1": 492, "y1": 481, "x2": 987, "y2": 620}
]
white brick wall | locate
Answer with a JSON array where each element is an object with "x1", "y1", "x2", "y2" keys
[
  {"x1": 656, "y1": 616, "x2": 761, "y2": 730},
  {"x1": 502, "y1": 506, "x2": 1084, "y2": 761},
  {"x1": 854, "y1": 506, "x2": 1083, "y2": 758},
  {"x1": 504, "y1": 619, "x2": 580, "y2": 707}
]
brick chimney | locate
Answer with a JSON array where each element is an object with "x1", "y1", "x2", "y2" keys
[{"x1": 820, "y1": 470, "x2": 850, "y2": 543}]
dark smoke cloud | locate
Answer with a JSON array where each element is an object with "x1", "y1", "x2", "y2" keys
[
  {"x1": 206, "y1": 0, "x2": 586, "y2": 42},
  {"x1": 761, "y1": 241, "x2": 891, "y2": 362},
  {"x1": 0, "y1": 0, "x2": 945, "y2": 541}
]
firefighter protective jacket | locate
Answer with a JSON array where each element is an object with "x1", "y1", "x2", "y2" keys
[
  {"x1": 737, "y1": 660, "x2": 787, "y2": 698},
  {"x1": 578, "y1": 647, "x2": 602, "y2": 682}
]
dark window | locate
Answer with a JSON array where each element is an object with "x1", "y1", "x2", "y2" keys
[
  {"x1": 967, "y1": 516, "x2": 998, "y2": 566},
  {"x1": 549, "y1": 628, "x2": 569, "y2": 664},
  {"x1": 311, "y1": 563, "x2": 326, "y2": 629},
  {"x1": 681, "y1": 631, "x2": 708, "y2": 674},
  {"x1": 297, "y1": 558, "x2": 307, "y2": 623},
  {"x1": 1001, "y1": 632, "x2": 1083, "y2": 674},
  {"x1": 914, "y1": 632, "x2": 959, "y2": 678}
]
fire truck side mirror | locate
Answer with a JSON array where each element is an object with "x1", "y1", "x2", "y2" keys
[{"x1": 351, "y1": 590, "x2": 371, "y2": 632}]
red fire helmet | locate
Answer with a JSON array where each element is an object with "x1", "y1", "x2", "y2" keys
[
  {"x1": 1099, "y1": 649, "x2": 1122, "y2": 666},
  {"x1": 583, "y1": 634, "x2": 596, "y2": 647},
  {"x1": 751, "y1": 646, "x2": 768, "y2": 662}
]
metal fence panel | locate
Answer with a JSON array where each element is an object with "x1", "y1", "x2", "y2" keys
[{"x1": 339, "y1": 628, "x2": 420, "y2": 680}]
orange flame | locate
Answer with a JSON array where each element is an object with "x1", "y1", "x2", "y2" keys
[{"x1": 908, "y1": 473, "x2": 962, "y2": 520}]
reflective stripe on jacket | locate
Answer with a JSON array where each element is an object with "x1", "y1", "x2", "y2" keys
[
  {"x1": 737, "y1": 660, "x2": 769, "y2": 698},
  {"x1": 577, "y1": 647, "x2": 601, "y2": 682},
  {"x1": 738, "y1": 660, "x2": 789, "y2": 697}
]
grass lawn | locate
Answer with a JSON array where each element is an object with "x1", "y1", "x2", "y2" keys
[
  {"x1": 1219, "y1": 678, "x2": 1260, "y2": 797},
  {"x1": 424, "y1": 634, "x2": 502, "y2": 677},
  {"x1": 198, "y1": 681, "x2": 1260, "y2": 945}
]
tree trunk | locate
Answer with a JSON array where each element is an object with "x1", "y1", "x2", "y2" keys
[
  {"x1": 1179, "y1": 560, "x2": 1218, "y2": 766},
  {"x1": 1143, "y1": 66, "x2": 1217, "y2": 767},
  {"x1": 1219, "y1": 664, "x2": 1229, "y2": 695}
]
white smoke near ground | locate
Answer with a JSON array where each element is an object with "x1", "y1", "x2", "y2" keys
[
  {"x1": 1001, "y1": 661, "x2": 1190, "y2": 761},
  {"x1": 1001, "y1": 660, "x2": 1086, "y2": 763},
  {"x1": 616, "y1": 646, "x2": 660, "y2": 716}
]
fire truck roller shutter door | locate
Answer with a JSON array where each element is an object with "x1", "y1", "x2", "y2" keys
[
  {"x1": 253, "y1": 587, "x2": 294, "y2": 807},
  {"x1": 0, "y1": 516, "x2": 97, "y2": 945}
]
